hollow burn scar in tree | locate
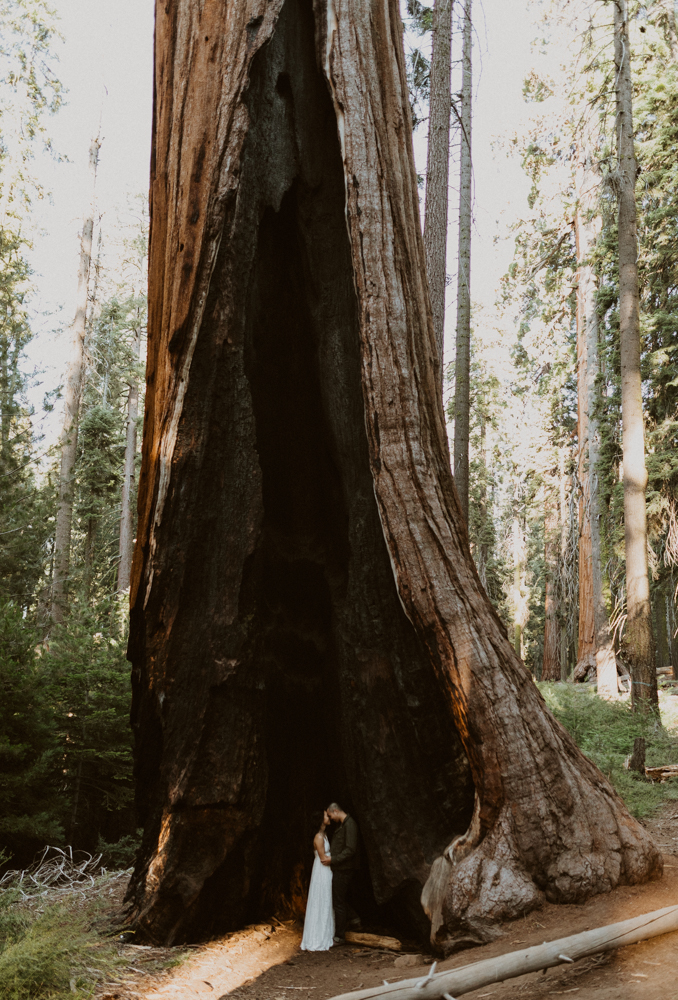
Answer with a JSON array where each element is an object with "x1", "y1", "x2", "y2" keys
[
  {"x1": 126, "y1": 0, "x2": 473, "y2": 945},
  {"x1": 127, "y1": 0, "x2": 661, "y2": 950}
]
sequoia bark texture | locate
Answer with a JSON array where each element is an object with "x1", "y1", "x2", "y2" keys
[
  {"x1": 613, "y1": 1, "x2": 657, "y2": 709},
  {"x1": 127, "y1": 0, "x2": 662, "y2": 949},
  {"x1": 452, "y1": 0, "x2": 472, "y2": 523},
  {"x1": 423, "y1": 0, "x2": 453, "y2": 374}
]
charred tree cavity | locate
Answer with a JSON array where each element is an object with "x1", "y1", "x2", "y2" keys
[{"x1": 127, "y1": 0, "x2": 473, "y2": 945}]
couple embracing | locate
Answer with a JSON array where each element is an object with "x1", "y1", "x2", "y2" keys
[{"x1": 300, "y1": 802, "x2": 359, "y2": 952}]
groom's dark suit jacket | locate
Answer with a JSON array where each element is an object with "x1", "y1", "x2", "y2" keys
[{"x1": 330, "y1": 815, "x2": 360, "y2": 871}]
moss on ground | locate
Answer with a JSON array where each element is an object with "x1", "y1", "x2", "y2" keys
[{"x1": 539, "y1": 683, "x2": 678, "y2": 817}]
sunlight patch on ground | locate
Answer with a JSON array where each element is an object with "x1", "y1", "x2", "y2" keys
[{"x1": 134, "y1": 924, "x2": 300, "y2": 1000}]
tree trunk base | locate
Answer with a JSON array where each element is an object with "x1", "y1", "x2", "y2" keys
[
  {"x1": 423, "y1": 757, "x2": 662, "y2": 953},
  {"x1": 129, "y1": 0, "x2": 663, "y2": 950}
]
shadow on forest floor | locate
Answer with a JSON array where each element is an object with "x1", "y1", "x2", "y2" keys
[{"x1": 3, "y1": 692, "x2": 678, "y2": 999}]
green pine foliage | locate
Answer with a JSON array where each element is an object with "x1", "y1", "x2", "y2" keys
[
  {"x1": 0, "y1": 603, "x2": 64, "y2": 856},
  {"x1": 479, "y1": 0, "x2": 678, "y2": 677},
  {"x1": 0, "y1": 203, "x2": 147, "y2": 861},
  {"x1": 0, "y1": 229, "x2": 54, "y2": 609},
  {"x1": 47, "y1": 601, "x2": 134, "y2": 849}
]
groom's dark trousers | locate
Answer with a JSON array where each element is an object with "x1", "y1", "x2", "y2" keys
[
  {"x1": 330, "y1": 814, "x2": 360, "y2": 939},
  {"x1": 332, "y1": 869, "x2": 354, "y2": 939}
]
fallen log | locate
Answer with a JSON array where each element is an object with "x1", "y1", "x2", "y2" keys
[
  {"x1": 329, "y1": 904, "x2": 678, "y2": 1000},
  {"x1": 645, "y1": 764, "x2": 678, "y2": 782},
  {"x1": 345, "y1": 932, "x2": 402, "y2": 951}
]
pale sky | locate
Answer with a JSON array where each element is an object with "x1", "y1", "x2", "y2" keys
[{"x1": 26, "y1": 0, "x2": 539, "y2": 430}]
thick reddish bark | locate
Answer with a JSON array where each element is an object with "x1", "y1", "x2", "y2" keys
[
  {"x1": 127, "y1": 0, "x2": 661, "y2": 950},
  {"x1": 126, "y1": 0, "x2": 473, "y2": 945},
  {"x1": 423, "y1": 0, "x2": 453, "y2": 374},
  {"x1": 452, "y1": 0, "x2": 472, "y2": 521}
]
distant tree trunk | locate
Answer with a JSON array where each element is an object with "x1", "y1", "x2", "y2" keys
[
  {"x1": 51, "y1": 137, "x2": 100, "y2": 623},
  {"x1": 667, "y1": 583, "x2": 677, "y2": 680},
  {"x1": 575, "y1": 281, "x2": 596, "y2": 679},
  {"x1": 576, "y1": 151, "x2": 618, "y2": 699},
  {"x1": 476, "y1": 411, "x2": 488, "y2": 588},
  {"x1": 83, "y1": 516, "x2": 96, "y2": 598},
  {"x1": 657, "y1": 0, "x2": 678, "y2": 59},
  {"x1": 511, "y1": 496, "x2": 525, "y2": 659},
  {"x1": 126, "y1": 0, "x2": 661, "y2": 950},
  {"x1": 558, "y1": 445, "x2": 569, "y2": 680},
  {"x1": 423, "y1": 0, "x2": 453, "y2": 377},
  {"x1": 574, "y1": 150, "x2": 616, "y2": 697},
  {"x1": 117, "y1": 326, "x2": 141, "y2": 592},
  {"x1": 613, "y1": 1, "x2": 657, "y2": 709},
  {"x1": 453, "y1": 0, "x2": 472, "y2": 523},
  {"x1": 655, "y1": 589, "x2": 668, "y2": 668},
  {"x1": 542, "y1": 480, "x2": 561, "y2": 681}
]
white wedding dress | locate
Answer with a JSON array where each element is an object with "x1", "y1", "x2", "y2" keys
[{"x1": 300, "y1": 835, "x2": 334, "y2": 951}]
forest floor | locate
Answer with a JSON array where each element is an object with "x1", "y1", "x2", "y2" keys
[{"x1": 98, "y1": 800, "x2": 678, "y2": 1000}]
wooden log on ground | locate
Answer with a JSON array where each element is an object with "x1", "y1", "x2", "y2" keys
[
  {"x1": 345, "y1": 932, "x2": 402, "y2": 951},
  {"x1": 645, "y1": 764, "x2": 678, "y2": 782},
  {"x1": 329, "y1": 904, "x2": 678, "y2": 999}
]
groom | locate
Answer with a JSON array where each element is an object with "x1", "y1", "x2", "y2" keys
[{"x1": 322, "y1": 802, "x2": 359, "y2": 944}]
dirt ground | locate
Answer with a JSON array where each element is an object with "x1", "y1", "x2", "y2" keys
[{"x1": 100, "y1": 802, "x2": 678, "y2": 1000}]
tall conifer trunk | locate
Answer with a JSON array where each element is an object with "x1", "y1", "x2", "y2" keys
[
  {"x1": 576, "y1": 269, "x2": 596, "y2": 678},
  {"x1": 117, "y1": 325, "x2": 141, "y2": 592},
  {"x1": 577, "y1": 151, "x2": 618, "y2": 699},
  {"x1": 51, "y1": 137, "x2": 100, "y2": 622},
  {"x1": 613, "y1": 0, "x2": 657, "y2": 709},
  {"x1": 542, "y1": 480, "x2": 561, "y2": 681},
  {"x1": 558, "y1": 445, "x2": 570, "y2": 679},
  {"x1": 126, "y1": 0, "x2": 661, "y2": 949},
  {"x1": 574, "y1": 151, "x2": 616, "y2": 696},
  {"x1": 423, "y1": 0, "x2": 453, "y2": 377},
  {"x1": 453, "y1": 0, "x2": 472, "y2": 522}
]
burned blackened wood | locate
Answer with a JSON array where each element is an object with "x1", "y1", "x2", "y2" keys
[{"x1": 127, "y1": 0, "x2": 661, "y2": 949}]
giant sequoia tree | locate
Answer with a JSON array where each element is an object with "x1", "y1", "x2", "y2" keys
[{"x1": 126, "y1": 0, "x2": 661, "y2": 949}]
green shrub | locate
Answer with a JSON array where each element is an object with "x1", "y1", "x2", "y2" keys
[
  {"x1": 96, "y1": 830, "x2": 141, "y2": 870},
  {"x1": 0, "y1": 901, "x2": 90, "y2": 999},
  {"x1": 0, "y1": 890, "x2": 30, "y2": 951},
  {"x1": 539, "y1": 683, "x2": 678, "y2": 817}
]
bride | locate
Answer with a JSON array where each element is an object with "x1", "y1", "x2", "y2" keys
[{"x1": 300, "y1": 810, "x2": 334, "y2": 951}]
